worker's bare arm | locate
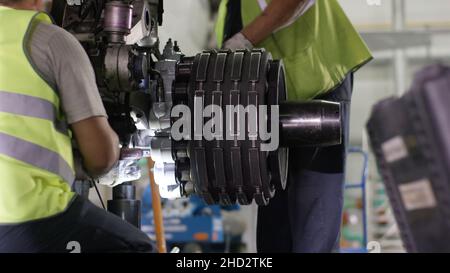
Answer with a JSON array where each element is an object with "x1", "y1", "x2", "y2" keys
[
  {"x1": 30, "y1": 22, "x2": 120, "y2": 178},
  {"x1": 71, "y1": 116, "x2": 120, "y2": 177},
  {"x1": 241, "y1": 0, "x2": 306, "y2": 45}
]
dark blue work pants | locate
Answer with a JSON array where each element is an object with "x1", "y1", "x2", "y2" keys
[{"x1": 257, "y1": 74, "x2": 353, "y2": 253}]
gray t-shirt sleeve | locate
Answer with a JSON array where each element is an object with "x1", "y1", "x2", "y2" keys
[{"x1": 28, "y1": 22, "x2": 107, "y2": 124}]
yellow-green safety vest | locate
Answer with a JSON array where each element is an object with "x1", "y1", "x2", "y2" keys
[
  {"x1": 216, "y1": 0, "x2": 373, "y2": 100},
  {"x1": 0, "y1": 6, "x2": 75, "y2": 223}
]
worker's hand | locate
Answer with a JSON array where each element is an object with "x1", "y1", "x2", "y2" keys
[
  {"x1": 222, "y1": 32, "x2": 254, "y2": 50},
  {"x1": 97, "y1": 159, "x2": 142, "y2": 187}
]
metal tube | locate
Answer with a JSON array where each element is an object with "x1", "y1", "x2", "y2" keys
[
  {"x1": 107, "y1": 183, "x2": 141, "y2": 228},
  {"x1": 279, "y1": 100, "x2": 342, "y2": 147}
]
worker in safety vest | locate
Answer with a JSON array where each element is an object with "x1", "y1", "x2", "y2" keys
[
  {"x1": 0, "y1": 0, "x2": 153, "y2": 252},
  {"x1": 216, "y1": 0, "x2": 372, "y2": 252}
]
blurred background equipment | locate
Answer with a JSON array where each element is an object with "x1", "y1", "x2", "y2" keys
[
  {"x1": 333, "y1": 0, "x2": 450, "y2": 254},
  {"x1": 141, "y1": 185, "x2": 246, "y2": 253},
  {"x1": 367, "y1": 64, "x2": 450, "y2": 253},
  {"x1": 340, "y1": 147, "x2": 369, "y2": 253}
]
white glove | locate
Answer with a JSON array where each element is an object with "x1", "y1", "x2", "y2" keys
[
  {"x1": 98, "y1": 160, "x2": 142, "y2": 187},
  {"x1": 222, "y1": 32, "x2": 254, "y2": 50}
]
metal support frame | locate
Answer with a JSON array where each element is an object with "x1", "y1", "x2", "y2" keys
[{"x1": 392, "y1": 0, "x2": 407, "y2": 95}]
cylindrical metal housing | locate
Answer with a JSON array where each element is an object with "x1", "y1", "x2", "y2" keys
[
  {"x1": 104, "y1": 1, "x2": 133, "y2": 43},
  {"x1": 107, "y1": 183, "x2": 141, "y2": 227},
  {"x1": 279, "y1": 100, "x2": 342, "y2": 147}
]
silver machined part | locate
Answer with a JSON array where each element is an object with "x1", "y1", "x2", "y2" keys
[
  {"x1": 162, "y1": 39, "x2": 182, "y2": 61},
  {"x1": 104, "y1": 44, "x2": 133, "y2": 92},
  {"x1": 138, "y1": 0, "x2": 159, "y2": 47},
  {"x1": 132, "y1": 129, "x2": 153, "y2": 147},
  {"x1": 151, "y1": 102, "x2": 168, "y2": 119},
  {"x1": 176, "y1": 149, "x2": 188, "y2": 159},
  {"x1": 150, "y1": 137, "x2": 174, "y2": 163},
  {"x1": 131, "y1": 109, "x2": 150, "y2": 130},
  {"x1": 73, "y1": 33, "x2": 95, "y2": 43},
  {"x1": 148, "y1": 104, "x2": 171, "y2": 132},
  {"x1": 66, "y1": 0, "x2": 82, "y2": 6},
  {"x1": 158, "y1": 184, "x2": 183, "y2": 200},
  {"x1": 153, "y1": 162, "x2": 182, "y2": 199},
  {"x1": 153, "y1": 162, "x2": 177, "y2": 186},
  {"x1": 183, "y1": 181, "x2": 195, "y2": 195},
  {"x1": 180, "y1": 169, "x2": 190, "y2": 181},
  {"x1": 148, "y1": 59, "x2": 178, "y2": 132},
  {"x1": 155, "y1": 59, "x2": 177, "y2": 102}
]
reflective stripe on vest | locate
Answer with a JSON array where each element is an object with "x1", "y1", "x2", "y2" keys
[
  {"x1": 0, "y1": 90, "x2": 69, "y2": 135},
  {"x1": 0, "y1": 132, "x2": 74, "y2": 185},
  {"x1": 257, "y1": 0, "x2": 267, "y2": 10}
]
